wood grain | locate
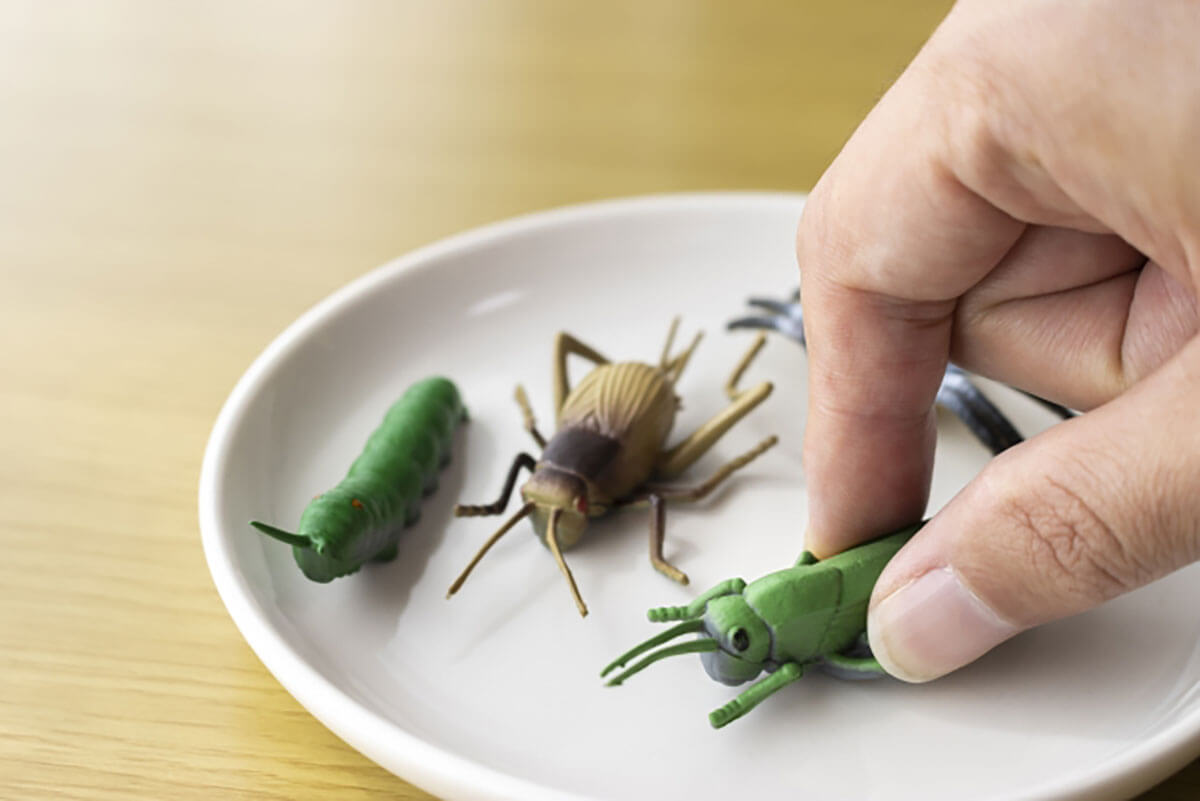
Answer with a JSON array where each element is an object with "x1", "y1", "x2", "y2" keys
[{"x1": 0, "y1": 1, "x2": 1195, "y2": 798}]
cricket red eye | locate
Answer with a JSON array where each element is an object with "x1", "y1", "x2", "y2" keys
[{"x1": 575, "y1": 496, "x2": 588, "y2": 514}]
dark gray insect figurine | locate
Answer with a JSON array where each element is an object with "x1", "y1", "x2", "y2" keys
[
  {"x1": 728, "y1": 289, "x2": 1074, "y2": 453},
  {"x1": 447, "y1": 320, "x2": 778, "y2": 617}
]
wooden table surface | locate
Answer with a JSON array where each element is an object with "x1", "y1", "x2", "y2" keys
[{"x1": 2, "y1": 1, "x2": 1196, "y2": 798}]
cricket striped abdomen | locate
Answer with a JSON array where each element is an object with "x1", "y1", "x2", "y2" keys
[{"x1": 558, "y1": 361, "x2": 677, "y2": 499}]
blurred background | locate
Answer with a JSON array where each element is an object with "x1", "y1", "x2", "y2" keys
[{"x1": 2, "y1": 1, "x2": 1195, "y2": 798}]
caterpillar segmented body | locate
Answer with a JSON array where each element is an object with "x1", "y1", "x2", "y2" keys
[{"x1": 251, "y1": 376, "x2": 467, "y2": 582}]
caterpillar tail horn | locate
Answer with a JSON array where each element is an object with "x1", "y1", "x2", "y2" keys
[{"x1": 250, "y1": 521, "x2": 311, "y2": 549}]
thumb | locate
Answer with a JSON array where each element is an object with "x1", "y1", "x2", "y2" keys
[{"x1": 866, "y1": 338, "x2": 1200, "y2": 683}]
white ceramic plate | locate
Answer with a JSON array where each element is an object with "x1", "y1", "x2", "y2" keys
[{"x1": 200, "y1": 193, "x2": 1200, "y2": 801}]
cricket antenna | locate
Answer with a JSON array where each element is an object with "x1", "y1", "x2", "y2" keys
[
  {"x1": 546, "y1": 507, "x2": 588, "y2": 617},
  {"x1": 446, "y1": 501, "x2": 535, "y2": 598}
]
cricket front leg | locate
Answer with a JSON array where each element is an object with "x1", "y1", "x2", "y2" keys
[
  {"x1": 552, "y1": 332, "x2": 609, "y2": 419},
  {"x1": 709, "y1": 661, "x2": 805, "y2": 728},
  {"x1": 454, "y1": 452, "x2": 537, "y2": 517}
]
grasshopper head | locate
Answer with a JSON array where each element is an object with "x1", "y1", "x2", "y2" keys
[
  {"x1": 601, "y1": 586, "x2": 772, "y2": 687},
  {"x1": 699, "y1": 595, "x2": 771, "y2": 685},
  {"x1": 521, "y1": 468, "x2": 591, "y2": 549}
]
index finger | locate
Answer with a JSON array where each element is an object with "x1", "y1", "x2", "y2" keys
[{"x1": 798, "y1": 53, "x2": 1025, "y2": 556}]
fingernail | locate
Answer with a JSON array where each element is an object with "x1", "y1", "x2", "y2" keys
[{"x1": 868, "y1": 567, "x2": 1021, "y2": 683}]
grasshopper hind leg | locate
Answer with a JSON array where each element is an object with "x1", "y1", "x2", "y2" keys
[{"x1": 819, "y1": 635, "x2": 887, "y2": 680}]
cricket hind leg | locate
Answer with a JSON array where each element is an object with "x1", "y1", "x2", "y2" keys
[
  {"x1": 639, "y1": 436, "x2": 778, "y2": 585},
  {"x1": 650, "y1": 435, "x2": 778, "y2": 500},
  {"x1": 659, "y1": 316, "x2": 704, "y2": 384},
  {"x1": 655, "y1": 333, "x2": 773, "y2": 478},
  {"x1": 552, "y1": 332, "x2": 610, "y2": 418},
  {"x1": 514, "y1": 384, "x2": 546, "y2": 448},
  {"x1": 723, "y1": 332, "x2": 768, "y2": 400}
]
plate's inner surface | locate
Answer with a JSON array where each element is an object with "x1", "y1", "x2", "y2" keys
[{"x1": 215, "y1": 197, "x2": 1200, "y2": 800}]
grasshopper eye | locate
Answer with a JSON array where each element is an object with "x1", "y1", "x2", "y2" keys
[
  {"x1": 731, "y1": 628, "x2": 750, "y2": 652},
  {"x1": 575, "y1": 496, "x2": 588, "y2": 514}
]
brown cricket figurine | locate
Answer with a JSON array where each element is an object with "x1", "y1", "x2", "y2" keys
[{"x1": 446, "y1": 319, "x2": 777, "y2": 617}]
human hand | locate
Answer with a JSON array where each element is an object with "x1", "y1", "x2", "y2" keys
[{"x1": 797, "y1": 0, "x2": 1200, "y2": 681}]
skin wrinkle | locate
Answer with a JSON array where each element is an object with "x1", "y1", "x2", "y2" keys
[
  {"x1": 959, "y1": 228, "x2": 1144, "y2": 313},
  {"x1": 1121, "y1": 267, "x2": 1200, "y2": 383},
  {"x1": 996, "y1": 20, "x2": 1191, "y2": 275},
  {"x1": 1041, "y1": 473, "x2": 1147, "y2": 591},
  {"x1": 933, "y1": 4, "x2": 1193, "y2": 276},
  {"x1": 945, "y1": 223, "x2": 1200, "y2": 407},
  {"x1": 924, "y1": 31, "x2": 1100, "y2": 233},
  {"x1": 949, "y1": 278, "x2": 1134, "y2": 409},
  {"x1": 951, "y1": 264, "x2": 1199, "y2": 408}
]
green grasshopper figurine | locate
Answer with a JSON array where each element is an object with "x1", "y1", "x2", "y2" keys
[{"x1": 602, "y1": 521, "x2": 925, "y2": 728}]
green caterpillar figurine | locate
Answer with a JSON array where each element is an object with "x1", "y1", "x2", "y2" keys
[{"x1": 251, "y1": 376, "x2": 467, "y2": 582}]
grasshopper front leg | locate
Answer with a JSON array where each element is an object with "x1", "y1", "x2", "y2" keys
[{"x1": 708, "y1": 661, "x2": 805, "y2": 729}]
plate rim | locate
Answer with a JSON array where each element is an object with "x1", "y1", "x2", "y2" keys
[{"x1": 198, "y1": 191, "x2": 1200, "y2": 801}]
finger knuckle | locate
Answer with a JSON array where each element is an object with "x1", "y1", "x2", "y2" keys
[{"x1": 795, "y1": 183, "x2": 857, "y2": 277}]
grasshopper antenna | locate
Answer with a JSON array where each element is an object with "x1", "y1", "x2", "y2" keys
[
  {"x1": 600, "y1": 619, "x2": 706, "y2": 677},
  {"x1": 447, "y1": 501, "x2": 535, "y2": 598},
  {"x1": 604, "y1": 639, "x2": 718, "y2": 686}
]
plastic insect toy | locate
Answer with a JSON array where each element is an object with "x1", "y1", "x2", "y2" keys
[
  {"x1": 250, "y1": 376, "x2": 467, "y2": 583},
  {"x1": 728, "y1": 290, "x2": 1074, "y2": 454},
  {"x1": 603, "y1": 521, "x2": 925, "y2": 728},
  {"x1": 446, "y1": 320, "x2": 778, "y2": 617}
]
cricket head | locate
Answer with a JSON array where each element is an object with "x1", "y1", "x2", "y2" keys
[
  {"x1": 520, "y1": 468, "x2": 591, "y2": 550},
  {"x1": 600, "y1": 585, "x2": 771, "y2": 687},
  {"x1": 446, "y1": 466, "x2": 593, "y2": 617}
]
